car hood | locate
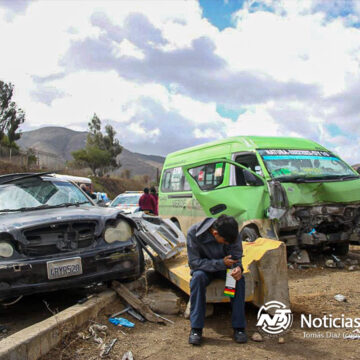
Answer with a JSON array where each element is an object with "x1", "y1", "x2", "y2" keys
[
  {"x1": 281, "y1": 178, "x2": 360, "y2": 207},
  {"x1": 0, "y1": 206, "x2": 134, "y2": 233}
]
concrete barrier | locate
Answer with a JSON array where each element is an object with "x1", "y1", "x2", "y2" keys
[{"x1": 0, "y1": 290, "x2": 116, "y2": 360}]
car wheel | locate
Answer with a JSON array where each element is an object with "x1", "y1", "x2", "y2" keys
[
  {"x1": 240, "y1": 227, "x2": 259, "y2": 242},
  {"x1": 332, "y1": 242, "x2": 349, "y2": 256}
]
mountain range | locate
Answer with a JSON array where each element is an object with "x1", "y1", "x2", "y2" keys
[{"x1": 17, "y1": 126, "x2": 164, "y2": 179}]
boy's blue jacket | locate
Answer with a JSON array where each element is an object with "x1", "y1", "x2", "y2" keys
[{"x1": 187, "y1": 218, "x2": 243, "y2": 273}]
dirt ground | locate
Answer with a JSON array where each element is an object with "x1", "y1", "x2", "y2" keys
[{"x1": 39, "y1": 246, "x2": 360, "y2": 360}]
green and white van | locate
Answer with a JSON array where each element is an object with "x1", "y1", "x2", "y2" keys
[{"x1": 159, "y1": 136, "x2": 360, "y2": 255}]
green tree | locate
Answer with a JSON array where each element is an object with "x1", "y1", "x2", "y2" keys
[
  {"x1": 0, "y1": 81, "x2": 25, "y2": 148},
  {"x1": 72, "y1": 114, "x2": 122, "y2": 176}
]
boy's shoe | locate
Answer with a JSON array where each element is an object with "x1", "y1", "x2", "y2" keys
[
  {"x1": 189, "y1": 328, "x2": 202, "y2": 345},
  {"x1": 234, "y1": 329, "x2": 248, "y2": 343}
]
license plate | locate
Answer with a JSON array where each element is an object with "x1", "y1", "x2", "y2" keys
[{"x1": 47, "y1": 257, "x2": 83, "y2": 280}]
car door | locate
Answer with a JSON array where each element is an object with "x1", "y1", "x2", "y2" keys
[{"x1": 182, "y1": 159, "x2": 269, "y2": 222}]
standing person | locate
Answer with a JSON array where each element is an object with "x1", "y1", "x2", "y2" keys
[
  {"x1": 138, "y1": 187, "x2": 156, "y2": 214},
  {"x1": 187, "y1": 215, "x2": 246, "y2": 345},
  {"x1": 150, "y1": 186, "x2": 159, "y2": 215}
]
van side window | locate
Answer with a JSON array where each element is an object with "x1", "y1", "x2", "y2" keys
[
  {"x1": 161, "y1": 167, "x2": 191, "y2": 193},
  {"x1": 188, "y1": 162, "x2": 225, "y2": 190}
]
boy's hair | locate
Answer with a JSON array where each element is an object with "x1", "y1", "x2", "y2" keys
[
  {"x1": 143, "y1": 187, "x2": 149, "y2": 194},
  {"x1": 150, "y1": 186, "x2": 156, "y2": 194},
  {"x1": 212, "y1": 215, "x2": 239, "y2": 243}
]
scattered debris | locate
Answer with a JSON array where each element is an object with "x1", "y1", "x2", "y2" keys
[
  {"x1": 89, "y1": 324, "x2": 108, "y2": 345},
  {"x1": 345, "y1": 258, "x2": 359, "y2": 266},
  {"x1": 325, "y1": 259, "x2": 336, "y2": 268},
  {"x1": 109, "y1": 317, "x2": 135, "y2": 328},
  {"x1": 298, "y1": 264, "x2": 317, "y2": 269},
  {"x1": 111, "y1": 306, "x2": 145, "y2": 322},
  {"x1": 131, "y1": 213, "x2": 186, "y2": 260},
  {"x1": 154, "y1": 313, "x2": 175, "y2": 324},
  {"x1": 112, "y1": 281, "x2": 164, "y2": 323},
  {"x1": 278, "y1": 337, "x2": 285, "y2": 344},
  {"x1": 347, "y1": 265, "x2": 359, "y2": 271},
  {"x1": 143, "y1": 289, "x2": 182, "y2": 315},
  {"x1": 77, "y1": 331, "x2": 91, "y2": 340},
  {"x1": 100, "y1": 338, "x2": 117, "y2": 358},
  {"x1": 122, "y1": 351, "x2": 134, "y2": 360},
  {"x1": 288, "y1": 249, "x2": 310, "y2": 264},
  {"x1": 251, "y1": 332, "x2": 264, "y2": 342},
  {"x1": 78, "y1": 324, "x2": 108, "y2": 345},
  {"x1": 331, "y1": 254, "x2": 345, "y2": 269},
  {"x1": 334, "y1": 294, "x2": 347, "y2": 302}
]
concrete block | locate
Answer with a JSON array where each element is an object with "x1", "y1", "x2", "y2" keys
[
  {"x1": 0, "y1": 290, "x2": 116, "y2": 360},
  {"x1": 143, "y1": 289, "x2": 181, "y2": 315}
]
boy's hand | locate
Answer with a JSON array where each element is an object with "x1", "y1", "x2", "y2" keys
[
  {"x1": 223, "y1": 255, "x2": 237, "y2": 267},
  {"x1": 231, "y1": 266, "x2": 242, "y2": 281}
]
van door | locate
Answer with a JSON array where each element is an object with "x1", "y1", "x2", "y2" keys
[{"x1": 182, "y1": 159, "x2": 269, "y2": 222}]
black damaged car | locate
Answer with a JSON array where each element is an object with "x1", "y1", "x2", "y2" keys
[{"x1": 0, "y1": 173, "x2": 144, "y2": 301}]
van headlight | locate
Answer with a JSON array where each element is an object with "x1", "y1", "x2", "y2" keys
[
  {"x1": 104, "y1": 220, "x2": 133, "y2": 244},
  {"x1": 0, "y1": 242, "x2": 14, "y2": 258}
]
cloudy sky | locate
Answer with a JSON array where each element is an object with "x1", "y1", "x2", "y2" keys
[{"x1": 0, "y1": 0, "x2": 359, "y2": 163}]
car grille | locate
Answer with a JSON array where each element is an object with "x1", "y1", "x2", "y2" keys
[{"x1": 22, "y1": 222, "x2": 97, "y2": 256}]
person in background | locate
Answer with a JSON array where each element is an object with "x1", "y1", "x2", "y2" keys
[
  {"x1": 150, "y1": 186, "x2": 159, "y2": 215},
  {"x1": 138, "y1": 187, "x2": 156, "y2": 214},
  {"x1": 80, "y1": 183, "x2": 96, "y2": 200}
]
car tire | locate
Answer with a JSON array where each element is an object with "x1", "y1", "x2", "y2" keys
[
  {"x1": 332, "y1": 242, "x2": 349, "y2": 256},
  {"x1": 240, "y1": 227, "x2": 259, "y2": 242}
]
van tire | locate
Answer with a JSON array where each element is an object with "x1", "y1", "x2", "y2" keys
[
  {"x1": 332, "y1": 242, "x2": 349, "y2": 256},
  {"x1": 171, "y1": 219, "x2": 181, "y2": 230},
  {"x1": 240, "y1": 227, "x2": 259, "y2": 242}
]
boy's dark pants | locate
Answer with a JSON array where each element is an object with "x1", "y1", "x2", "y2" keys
[{"x1": 190, "y1": 270, "x2": 246, "y2": 330}]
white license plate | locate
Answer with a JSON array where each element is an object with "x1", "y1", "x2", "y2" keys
[{"x1": 47, "y1": 257, "x2": 83, "y2": 280}]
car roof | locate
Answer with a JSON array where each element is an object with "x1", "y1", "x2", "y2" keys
[{"x1": 163, "y1": 136, "x2": 328, "y2": 168}]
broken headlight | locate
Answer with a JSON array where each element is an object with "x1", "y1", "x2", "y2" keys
[
  {"x1": 0, "y1": 242, "x2": 14, "y2": 258},
  {"x1": 104, "y1": 220, "x2": 133, "y2": 244}
]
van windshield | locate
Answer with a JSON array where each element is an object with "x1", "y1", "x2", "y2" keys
[{"x1": 259, "y1": 149, "x2": 358, "y2": 182}]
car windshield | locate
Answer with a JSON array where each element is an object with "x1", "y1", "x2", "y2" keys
[
  {"x1": 259, "y1": 149, "x2": 358, "y2": 181},
  {"x1": 111, "y1": 194, "x2": 140, "y2": 206},
  {"x1": 0, "y1": 176, "x2": 92, "y2": 212}
]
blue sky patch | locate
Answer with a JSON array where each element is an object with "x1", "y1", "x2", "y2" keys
[
  {"x1": 199, "y1": 0, "x2": 245, "y2": 30},
  {"x1": 216, "y1": 104, "x2": 246, "y2": 120}
]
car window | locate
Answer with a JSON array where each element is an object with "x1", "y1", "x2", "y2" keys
[
  {"x1": 0, "y1": 177, "x2": 91, "y2": 211},
  {"x1": 259, "y1": 149, "x2": 356, "y2": 180},
  {"x1": 161, "y1": 167, "x2": 191, "y2": 192},
  {"x1": 188, "y1": 162, "x2": 225, "y2": 190},
  {"x1": 112, "y1": 195, "x2": 141, "y2": 206}
]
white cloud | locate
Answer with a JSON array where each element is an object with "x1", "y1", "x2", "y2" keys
[{"x1": 0, "y1": 0, "x2": 359, "y2": 164}]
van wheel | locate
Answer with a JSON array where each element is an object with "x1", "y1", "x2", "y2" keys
[
  {"x1": 331, "y1": 243, "x2": 349, "y2": 256},
  {"x1": 240, "y1": 227, "x2": 259, "y2": 242},
  {"x1": 171, "y1": 219, "x2": 181, "y2": 230}
]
